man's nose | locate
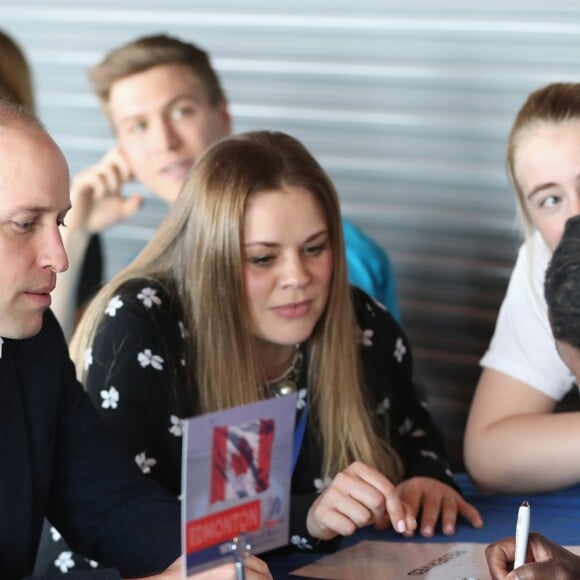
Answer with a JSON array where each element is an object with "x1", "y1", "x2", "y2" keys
[
  {"x1": 40, "y1": 227, "x2": 69, "y2": 273},
  {"x1": 154, "y1": 118, "x2": 180, "y2": 151}
]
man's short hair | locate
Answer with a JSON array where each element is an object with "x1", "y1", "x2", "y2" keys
[
  {"x1": 545, "y1": 215, "x2": 580, "y2": 349},
  {"x1": 89, "y1": 33, "x2": 226, "y2": 109},
  {"x1": 0, "y1": 97, "x2": 44, "y2": 132}
]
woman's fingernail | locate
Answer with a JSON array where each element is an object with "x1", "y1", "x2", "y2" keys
[
  {"x1": 422, "y1": 525, "x2": 433, "y2": 537},
  {"x1": 397, "y1": 520, "x2": 406, "y2": 533}
]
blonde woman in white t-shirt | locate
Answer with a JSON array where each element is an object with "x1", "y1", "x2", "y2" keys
[{"x1": 464, "y1": 82, "x2": 580, "y2": 493}]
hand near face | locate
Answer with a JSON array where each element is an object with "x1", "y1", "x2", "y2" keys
[
  {"x1": 306, "y1": 461, "x2": 417, "y2": 541},
  {"x1": 486, "y1": 533, "x2": 580, "y2": 580},
  {"x1": 396, "y1": 476, "x2": 483, "y2": 537},
  {"x1": 69, "y1": 147, "x2": 143, "y2": 233}
]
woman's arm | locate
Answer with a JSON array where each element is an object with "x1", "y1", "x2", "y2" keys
[
  {"x1": 464, "y1": 367, "x2": 580, "y2": 493},
  {"x1": 353, "y1": 289, "x2": 482, "y2": 536},
  {"x1": 386, "y1": 339, "x2": 483, "y2": 535},
  {"x1": 84, "y1": 280, "x2": 185, "y2": 495}
]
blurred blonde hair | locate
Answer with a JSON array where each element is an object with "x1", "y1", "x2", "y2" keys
[
  {"x1": 506, "y1": 82, "x2": 580, "y2": 239},
  {"x1": 0, "y1": 30, "x2": 35, "y2": 111},
  {"x1": 70, "y1": 130, "x2": 403, "y2": 481}
]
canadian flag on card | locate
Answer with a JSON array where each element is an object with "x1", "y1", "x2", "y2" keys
[{"x1": 210, "y1": 418, "x2": 275, "y2": 503}]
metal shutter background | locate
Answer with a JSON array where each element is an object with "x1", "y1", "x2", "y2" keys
[{"x1": 5, "y1": 1, "x2": 580, "y2": 469}]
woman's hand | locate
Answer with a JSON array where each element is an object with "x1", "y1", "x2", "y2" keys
[
  {"x1": 396, "y1": 476, "x2": 483, "y2": 537},
  {"x1": 306, "y1": 461, "x2": 417, "y2": 540},
  {"x1": 486, "y1": 532, "x2": 580, "y2": 580}
]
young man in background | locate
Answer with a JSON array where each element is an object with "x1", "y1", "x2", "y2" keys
[{"x1": 53, "y1": 33, "x2": 400, "y2": 338}]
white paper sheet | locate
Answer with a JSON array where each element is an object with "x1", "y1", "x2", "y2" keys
[{"x1": 290, "y1": 540, "x2": 580, "y2": 579}]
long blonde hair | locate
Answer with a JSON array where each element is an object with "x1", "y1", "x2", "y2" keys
[
  {"x1": 507, "y1": 82, "x2": 580, "y2": 239},
  {"x1": 70, "y1": 130, "x2": 403, "y2": 481}
]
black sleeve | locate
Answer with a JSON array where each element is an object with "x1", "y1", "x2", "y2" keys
[
  {"x1": 353, "y1": 288, "x2": 459, "y2": 492},
  {"x1": 84, "y1": 279, "x2": 185, "y2": 497},
  {"x1": 287, "y1": 493, "x2": 341, "y2": 554},
  {"x1": 43, "y1": 311, "x2": 181, "y2": 577}
]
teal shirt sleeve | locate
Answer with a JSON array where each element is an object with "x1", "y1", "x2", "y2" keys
[{"x1": 342, "y1": 217, "x2": 401, "y2": 322}]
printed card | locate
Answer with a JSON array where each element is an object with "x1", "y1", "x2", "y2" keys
[{"x1": 182, "y1": 395, "x2": 297, "y2": 576}]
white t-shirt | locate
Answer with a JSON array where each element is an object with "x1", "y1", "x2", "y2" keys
[{"x1": 480, "y1": 230, "x2": 574, "y2": 400}]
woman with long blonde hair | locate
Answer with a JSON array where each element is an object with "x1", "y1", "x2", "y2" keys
[
  {"x1": 70, "y1": 130, "x2": 481, "y2": 550},
  {"x1": 465, "y1": 83, "x2": 580, "y2": 494}
]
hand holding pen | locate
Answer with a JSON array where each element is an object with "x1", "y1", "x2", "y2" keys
[{"x1": 486, "y1": 530, "x2": 580, "y2": 579}]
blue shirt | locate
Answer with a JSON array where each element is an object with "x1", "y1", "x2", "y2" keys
[{"x1": 343, "y1": 217, "x2": 400, "y2": 322}]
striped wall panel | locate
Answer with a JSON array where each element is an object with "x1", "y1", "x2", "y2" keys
[{"x1": 5, "y1": 0, "x2": 580, "y2": 469}]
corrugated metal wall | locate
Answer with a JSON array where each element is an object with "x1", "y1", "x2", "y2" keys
[{"x1": 4, "y1": 1, "x2": 580, "y2": 469}]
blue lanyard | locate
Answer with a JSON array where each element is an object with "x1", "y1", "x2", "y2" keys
[{"x1": 292, "y1": 404, "x2": 308, "y2": 473}]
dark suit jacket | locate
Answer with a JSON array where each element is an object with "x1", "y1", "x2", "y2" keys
[{"x1": 0, "y1": 310, "x2": 180, "y2": 579}]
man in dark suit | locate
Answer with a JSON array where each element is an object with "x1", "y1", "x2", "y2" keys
[{"x1": 0, "y1": 102, "x2": 271, "y2": 579}]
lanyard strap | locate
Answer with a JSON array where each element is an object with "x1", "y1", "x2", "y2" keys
[{"x1": 292, "y1": 404, "x2": 308, "y2": 473}]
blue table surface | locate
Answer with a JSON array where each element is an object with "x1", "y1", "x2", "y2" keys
[{"x1": 264, "y1": 473, "x2": 580, "y2": 578}]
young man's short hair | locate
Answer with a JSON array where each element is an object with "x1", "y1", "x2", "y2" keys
[{"x1": 89, "y1": 33, "x2": 226, "y2": 110}]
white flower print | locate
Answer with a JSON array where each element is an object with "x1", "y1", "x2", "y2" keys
[
  {"x1": 100, "y1": 386, "x2": 119, "y2": 410},
  {"x1": 137, "y1": 287, "x2": 162, "y2": 309},
  {"x1": 398, "y1": 417, "x2": 413, "y2": 436},
  {"x1": 55, "y1": 551, "x2": 75, "y2": 573},
  {"x1": 314, "y1": 475, "x2": 332, "y2": 493},
  {"x1": 393, "y1": 337, "x2": 406, "y2": 363},
  {"x1": 363, "y1": 300, "x2": 378, "y2": 319},
  {"x1": 87, "y1": 558, "x2": 99, "y2": 568},
  {"x1": 169, "y1": 415, "x2": 183, "y2": 437},
  {"x1": 83, "y1": 347, "x2": 93, "y2": 371},
  {"x1": 135, "y1": 451, "x2": 157, "y2": 474},
  {"x1": 445, "y1": 468, "x2": 454, "y2": 479},
  {"x1": 420, "y1": 449, "x2": 439, "y2": 461},
  {"x1": 296, "y1": 388, "x2": 307, "y2": 410},
  {"x1": 358, "y1": 327, "x2": 374, "y2": 347},
  {"x1": 137, "y1": 349, "x2": 164, "y2": 370},
  {"x1": 372, "y1": 298, "x2": 387, "y2": 312},
  {"x1": 376, "y1": 397, "x2": 390, "y2": 415},
  {"x1": 410, "y1": 427, "x2": 427, "y2": 438},
  {"x1": 105, "y1": 295, "x2": 123, "y2": 317},
  {"x1": 290, "y1": 535, "x2": 313, "y2": 550},
  {"x1": 49, "y1": 526, "x2": 61, "y2": 542},
  {"x1": 178, "y1": 321, "x2": 187, "y2": 338}
]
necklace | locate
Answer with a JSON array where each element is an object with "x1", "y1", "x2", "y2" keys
[{"x1": 265, "y1": 349, "x2": 303, "y2": 397}]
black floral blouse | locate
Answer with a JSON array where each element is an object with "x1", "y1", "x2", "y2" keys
[{"x1": 37, "y1": 277, "x2": 457, "y2": 573}]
